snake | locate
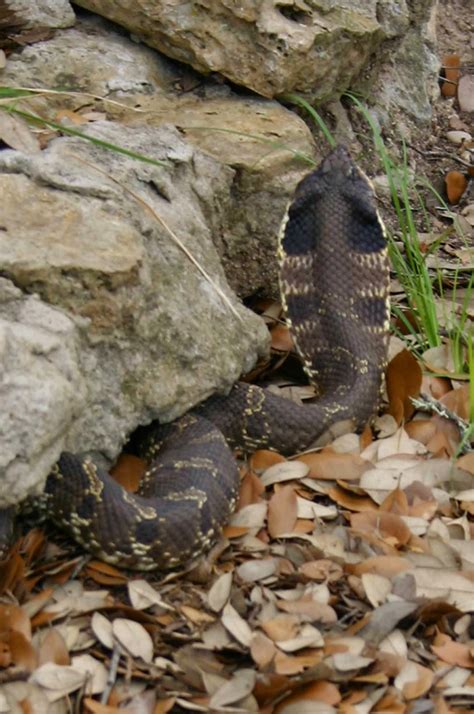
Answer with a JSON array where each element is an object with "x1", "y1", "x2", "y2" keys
[{"x1": 0, "y1": 146, "x2": 390, "y2": 571}]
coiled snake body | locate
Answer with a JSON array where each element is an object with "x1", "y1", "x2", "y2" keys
[{"x1": 1, "y1": 147, "x2": 390, "y2": 570}]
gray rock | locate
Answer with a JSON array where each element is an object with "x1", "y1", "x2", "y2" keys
[
  {"x1": 73, "y1": 0, "x2": 437, "y2": 120},
  {"x1": 0, "y1": 13, "x2": 316, "y2": 296},
  {"x1": 0, "y1": 122, "x2": 269, "y2": 504},
  {"x1": 72, "y1": 0, "x2": 384, "y2": 100},
  {"x1": 1, "y1": 0, "x2": 75, "y2": 31},
  {"x1": 0, "y1": 279, "x2": 85, "y2": 507}
]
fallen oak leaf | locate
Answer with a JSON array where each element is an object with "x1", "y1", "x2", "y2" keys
[
  {"x1": 296, "y1": 449, "x2": 371, "y2": 480},
  {"x1": 268, "y1": 485, "x2": 298, "y2": 537},
  {"x1": 386, "y1": 349, "x2": 422, "y2": 424}
]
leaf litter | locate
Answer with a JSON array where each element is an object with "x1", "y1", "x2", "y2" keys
[
  {"x1": 0, "y1": 332, "x2": 473, "y2": 714},
  {"x1": 1, "y1": 17, "x2": 474, "y2": 710}
]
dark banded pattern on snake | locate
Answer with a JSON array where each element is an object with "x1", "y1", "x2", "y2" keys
[{"x1": 0, "y1": 146, "x2": 390, "y2": 570}]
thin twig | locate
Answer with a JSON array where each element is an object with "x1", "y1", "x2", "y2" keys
[
  {"x1": 101, "y1": 644, "x2": 121, "y2": 704},
  {"x1": 407, "y1": 143, "x2": 472, "y2": 170}
]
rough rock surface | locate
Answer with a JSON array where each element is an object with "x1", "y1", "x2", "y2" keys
[
  {"x1": 354, "y1": 0, "x2": 439, "y2": 123},
  {"x1": 73, "y1": 0, "x2": 438, "y2": 119},
  {"x1": 0, "y1": 0, "x2": 75, "y2": 31},
  {"x1": 0, "y1": 14, "x2": 316, "y2": 295},
  {"x1": 0, "y1": 122, "x2": 269, "y2": 504},
  {"x1": 0, "y1": 279, "x2": 85, "y2": 507}
]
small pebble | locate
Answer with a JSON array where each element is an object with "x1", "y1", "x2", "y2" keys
[{"x1": 446, "y1": 130, "x2": 471, "y2": 145}]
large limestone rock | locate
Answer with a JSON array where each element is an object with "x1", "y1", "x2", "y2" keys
[
  {"x1": 0, "y1": 0, "x2": 75, "y2": 35},
  {"x1": 0, "y1": 280, "x2": 85, "y2": 507},
  {"x1": 73, "y1": 0, "x2": 438, "y2": 117},
  {"x1": 0, "y1": 13, "x2": 317, "y2": 296},
  {"x1": 0, "y1": 122, "x2": 269, "y2": 505}
]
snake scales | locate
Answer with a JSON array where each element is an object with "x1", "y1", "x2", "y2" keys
[{"x1": 0, "y1": 146, "x2": 390, "y2": 570}]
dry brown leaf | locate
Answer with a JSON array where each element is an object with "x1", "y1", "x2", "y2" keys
[
  {"x1": 445, "y1": 171, "x2": 468, "y2": 204},
  {"x1": 0, "y1": 112, "x2": 40, "y2": 153},
  {"x1": 85, "y1": 561, "x2": 128, "y2": 586},
  {"x1": 271, "y1": 324, "x2": 294, "y2": 352},
  {"x1": 110, "y1": 453, "x2": 146, "y2": 492},
  {"x1": 83, "y1": 699, "x2": 132, "y2": 713},
  {"x1": 238, "y1": 469, "x2": 265, "y2": 508},
  {"x1": 268, "y1": 485, "x2": 298, "y2": 537},
  {"x1": 350, "y1": 511, "x2": 411, "y2": 546},
  {"x1": 277, "y1": 598, "x2": 337, "y2": 624},
  {"x1": 261, "y1": 460, "x2": 309, "y2": 486},
  {"x1": 6, "y1": 630, "x2": 37, "y2": 671},
  {"x1": 261, "y1": 614, "x2": 299, "y2": 642},
  {"x1": 274, "y1": 681, "x2": 341, "y2": 713},
  {"x1": 440, "y1": 384, "x2": 471, "y2": 420},
  {"x1": 405, "y1": 419, "x2": 437, "y2": 445},
  {"x1": 458, "y1": 74, "x2": 474, "y2": 112},
  {"x1": 273, "y1": 649, "x2": 323, "y2": 675},
  {"x1": 412, "y1": 568, "x2": 474, "y2": 612},
  {"x1": 71, "y1": 654, "x2": 108, "y2": 695},
  {"x1": 432, "y1": 633, "x2": 474, "y2": 668},
  {"x1": 441, "y1": 54, "x2": 461, "y2": 97},
  {"x1": 327, "y1": 486, "x2": 378, "y2": 513},
  {"x1": 38, "y1": 629, "x2": 70, "y2": 666},
  {"x1": 394, "y1": 660, "x2": 434, "y2": 699},
  {"x1": 91, "y1": 612, "x2": 114, "y2": 650},
  {"x1": 348, "y1": 555, "x2": 412, "y2": 579},
  {"x1": 0, "y1": 604, "x2": 31, "y2": 640},
  {"x1": 297, "y1": 449, "x2": 370, "y2": 480},
  {"x1": 457, "y1": 452, "x2": 474, "y2": 475},
  {"x1": 298, "y1": 560, "x2": 343, "y2": 583},
  {"x1": 250, "y1": 449, "x2": 286, "y2": 472},
  {"x1": 207, "y1": 571, "x2": 233, "y2": 612},
  {"x1": 361, "y1": 573, "x2": 392, "y2": 607},
  {"x1": 237, "y1": 557, "x2": 277, "y2": 582},
  {"x1": 386, "y1": 349, "x2": 422, "y2": 424},
  {"x1": 221, "y1": 602, "x2": 252, "y2": 647},
  {"x1": 112, "y1": 619, "x2": 154, "y2": 662},
  {"x1": 250, "y1": 632, "x2": 276, "y2": 668}
]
